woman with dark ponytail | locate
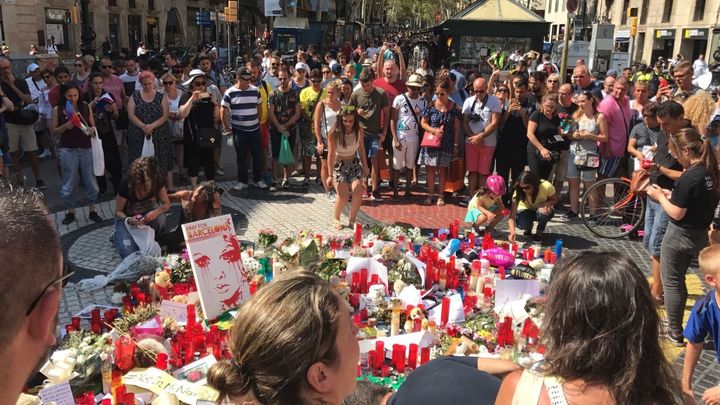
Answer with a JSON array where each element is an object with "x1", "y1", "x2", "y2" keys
[{"x1": 646, "y1": 127, "x2": 720, "y2": 345}]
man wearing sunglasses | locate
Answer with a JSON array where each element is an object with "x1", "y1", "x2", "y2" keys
[
  {"x1": 262, "y1": 55, "x2": 281, "y2": 91},
  {"x1": 0, "y1": 179, "x2": 66, "y2": 403}
]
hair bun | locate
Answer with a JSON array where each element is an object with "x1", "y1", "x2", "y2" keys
[{"x1": 207, "y1": 359, "x2": 252, "y2": 400}]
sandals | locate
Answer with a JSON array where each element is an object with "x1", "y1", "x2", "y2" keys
[
  {"x1": 436, "y1": 198, "x2": 446, "y2": 206},
  {"x1": 333, "y1": 220, "x2": 344, "y2": 230}
]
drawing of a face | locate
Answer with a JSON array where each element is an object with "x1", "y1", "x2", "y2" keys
[{"x1": 193, "y1": 231, "x2": 247, "y2": 312}]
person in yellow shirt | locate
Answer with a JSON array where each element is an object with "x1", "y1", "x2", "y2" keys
[
  {"x1": 507, "y1": 171, "x2": 558, "y2": 243},
  {"x1": 247, "y1": 61, "x2": 271, "y2": 183},
  {"x1": 299, "y1": 69, "x2": 327, "y2": 185}
]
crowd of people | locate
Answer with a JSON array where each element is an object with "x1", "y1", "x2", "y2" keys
[{"x1": 1, "y1": 35, "x2": 720, "y2": 404}]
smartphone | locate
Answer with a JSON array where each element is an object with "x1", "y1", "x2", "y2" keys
[
  {"x1": 199, "y1": 92, "x2": 210, "y2": 99},
  {"x1": 498, "y1": 70, "x2": 510, "y2": 82}
]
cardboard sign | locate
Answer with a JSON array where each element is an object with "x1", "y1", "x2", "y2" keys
[
  {"x1": 160, "y1": 300, "x2": 189, "y2": 325},
  {"x1": 182, "y1": 215, "x2": 250, "y2": 320}
]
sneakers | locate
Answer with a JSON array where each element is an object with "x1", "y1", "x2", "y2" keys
[
  {"x1": 232, "y1": 182, "x2": 248, "y2": 191},
  {"x1": 62, "y1": 212, "x2": 76, "y2": 225},
  {"x1": 215, "y1": 167, "x2": 225, "y2": 176},
  {"x1": 37, "y1": 150, "x2": 51, "y2": 159},
  {"x1": 254, "y1": 180, "x2": 268, "y2": 189},
  {"x1": 327, "y1": 190, "x2": 337, "y2": 202},
  {"x1": 89, "y1": 211, "x2": 103, "y2": 223},
  {"x1": 563, "y1": 211, "x2": 578, "y2": 220},
  {"x1": 281, "y1": 179, "x2": 290, "y2": 189},
  {"x1": 269, "y1": 182, "x2": 278, "y2": 192},
  {"x1": 370, "y1": 191, "x2": 383, "y2": 202},
  {"x1": 35, "y1": 179, "x2": 46, "y2": 190}
]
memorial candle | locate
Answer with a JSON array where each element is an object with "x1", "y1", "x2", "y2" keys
[
  {"x1": 396, "y1": 344, "x2": 406, "y2": 373},
  {"x1": 440, "y1": 297, "x2": 450, "y2": 326},
  {"x1": 425, "y1": 262, "x2": 434, "y2": 290},
  {"x1": 438, "y1": 268, "x2": 447, "y2": 290},
  {"x1": 408, "y1": 343, "x2": 418, "y2": 369},
  {"x1": 469, "y1": 260, "x2": 480, "y2": 292},
  {"x1": 187, "y1": 304, "x2": 196, "y2": 330},
  {"x1": 420, "y1": 347, "x2": 430, "y2": 365},
  {"x1": 368, "y1": 350, "x2": 376, "y2": 372},
  {"x1": 155, "y1": 352, "x2": 168, "y2": 370},
  {"x1": 391, "y1": 306, "x2": 402, "y2": 336},
  {"x1": 360, "y1": 268, "x2": 368, "y2": 293},
  {"x1": 375, "y1": 341, "x2": 385, "y2": 369},
  {"x1": 354, "y1": 223, "x2": 362, "y2": 245},
  {"x1": 71, "y1": 316, "x2": 81, "y2": 330}
]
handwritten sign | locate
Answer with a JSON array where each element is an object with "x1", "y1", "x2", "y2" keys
[
  {"x1": 39, "y1": 381, "x2": 75, "y2": 405},
  {"x1": 160, "y1": 300, "x2": 189, "y2": 325},
  {"x1": 123, "y1": 367, "x2": 219, "y2": 405}
]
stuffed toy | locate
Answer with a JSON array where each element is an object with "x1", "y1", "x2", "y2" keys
[{"x1": 150, "y1": 271, "x2": 172, "y2": 300}]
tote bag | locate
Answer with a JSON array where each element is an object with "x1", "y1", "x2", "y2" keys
[
  {"x1": 90, "y1": 132, "x2": 105, "y2": 176},
  {"x1": 141, "y1": 134, "x2": 155, "y2": 158}
]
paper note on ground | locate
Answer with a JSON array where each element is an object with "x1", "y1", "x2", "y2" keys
[{"x1": 39, "y1": 381, "x2": 75, "y2": 405}]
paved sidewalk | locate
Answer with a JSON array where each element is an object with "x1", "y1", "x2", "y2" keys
[{"x1": 52, "y1": 178, "x2": 718, "y2": 402}]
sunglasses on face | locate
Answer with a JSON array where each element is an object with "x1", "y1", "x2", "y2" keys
[
  {"x1": 497, "y1": 88, "x2": 509, "y2": 93},
  {"x1": 193, "y1": 81, "x2": 206, "y2": 86},
  {"x1": 163, "y1": 81, "x2": 175, "y2": 85},
  {"x1": 547, "y1": 79, "x2": 558, "y2": 83},
  {"x1": 278, "y1": 77, "x2": 288, "y2": 81},
  {"x1": 101, "y1": 65, "x2": 113, "y2": 69},
  {"x1": 26, "y1": 264, "x2": 75, "y2": 316},
  {"x1": 311, "y1": 79, "x2": 322, "y2": 83}
]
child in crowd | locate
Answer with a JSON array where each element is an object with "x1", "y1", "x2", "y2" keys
[
  {"x1": 681, "y1": 245, "x2": 720, "y2": 403},
  {"x1": 465, "y1": 174, "x2": 506, "y2": 234}
]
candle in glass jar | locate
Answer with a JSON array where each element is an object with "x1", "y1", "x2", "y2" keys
[
  {"x1": 71, "y1": 316, "x2": 81, "y2": 330},
  {"x1": 354, "y1": 223, "x2": 362, "y2": 245},
  {"x1": 440, "y1": 297, "x2": 450, "y2": 326},
  {"x1": 375, "y1": 341, "x2": 384, "y2": 369},
  {"x1": 420, "y1": 347, "x2": 430, "y2": 365},
  {"x1": 438, "y1": 268, "x2": 447, "y2": 290},
  {"x1": 469, "y1": 260, "x2": 480, "y2": 291},
  {"x1": 408, "y1": 343, "x2": 418, "y2": 369}
]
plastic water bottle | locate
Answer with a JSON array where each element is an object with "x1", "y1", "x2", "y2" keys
[{"x1": 555, "y1": 239, "x2": 563, "y2": 262}]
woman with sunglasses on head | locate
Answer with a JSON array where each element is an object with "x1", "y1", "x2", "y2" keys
[
  {"x1": 339, "y1": 77, "x2": 353, "y2": 106},
  {"x1": 160, "y1": 181, "x2": 223, "y2": 253},
  {"x1": 71, "y1": 55, "x2": 94, "y2": 89},
  {"x1": 418, "y1": 78, "x2": 462, "y2": 206},
  {"x1": 127, "y1": 70, "x2": 173, "y2": 190},
  {"x1": 326, "y1": 106, "x2": 368, "y2": 230},
  {"x1": 84, "y1": 72, "x2": 121, "y2": 196},
  {"x1": 507, "y1": 170, "x2": 557, "y2": 243},
  {"x1": 160, "y1": 72, "x2": 186, "y2": 184},
  {"x1": 51, "y1": 83, "x2": 102, "y2": 225},
  {"x1": 314, "y1": 79, "x2": 342, "y2": 201},
  {"x1": 565, "y1": 90, "x2": 607, "y2": 219},
  {"x1": 178, "y1": 70, "x2": 220, "y2": 189},
  {"x1": 526, "y1": 93, "x2": 562, "y2": 181}
]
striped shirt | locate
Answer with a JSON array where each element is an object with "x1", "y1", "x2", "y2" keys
[{"x1": 221, "y1": 84, "x2": 262, "y2": 131}]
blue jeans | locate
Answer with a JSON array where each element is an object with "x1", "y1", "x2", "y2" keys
[
  {"x1": 58, "y1": 148, "x2": 98, "y2": 210},
  {"x1": 516, "y1": 209, "x2": 554, "y2": 233},
  {"x1": 643, "y1": 198, "x2": 669, "y2": 257},
  {"x1": 114, "y1": 216, "x2": 164, "y2": 258},
  {"x1": 233, "y1": 127, "x2": 262, "y2": 184}
]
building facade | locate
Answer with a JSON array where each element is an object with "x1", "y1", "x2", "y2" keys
[
  {"x1": 608, "y1": 0, "x2": 719, "y2": 65},
  {"x1": 0, "y1": 0, "x2": 264, "y2": 57}
]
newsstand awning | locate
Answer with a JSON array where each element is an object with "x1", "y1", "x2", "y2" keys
[
  {"x1": 451, "y1": 0, "x2": 546, "y2": 22},
  {"x1": 272, "y1": 17, "x2": 309, "y2": 30}
]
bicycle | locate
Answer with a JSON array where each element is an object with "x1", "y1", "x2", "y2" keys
[{"x1": 579, "y1": 176, "x2": 645, "y2": 239}]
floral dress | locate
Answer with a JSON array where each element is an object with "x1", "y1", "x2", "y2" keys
[
  {"x1": 417, "y1": 103, "x2": 459, "y2": 168},
  {"x1": 127, "y1": 91, "x2": 173, "y2": 173}
]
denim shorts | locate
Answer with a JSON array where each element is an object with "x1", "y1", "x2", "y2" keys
[
  {"x1": 364, "y1": 133, "x2": 380, "y2": 159},
  {"x1": 643, "y1": 198, "x2": 669, "y2": 257}
]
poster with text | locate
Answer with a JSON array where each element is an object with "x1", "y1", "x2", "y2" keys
[{"x1": 182, "y1": 215, "x2": 250, "y2": 320}]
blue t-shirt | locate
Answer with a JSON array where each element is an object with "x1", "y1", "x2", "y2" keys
[{"x1": 684, "y1": 292, "x2": 720, "y2": 362}]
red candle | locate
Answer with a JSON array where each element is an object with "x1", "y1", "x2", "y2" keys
[
  {"x1": 114, "y1": 336, "x2": 136, "y2": 372},
  {"x1": 185, "y1": 341, "x2": 195, "y2": 363},
  {"x1": 425, "y1": 262, "x2": 434, "y2": 290},
  {"x1": 351, "y1": 272, "x2": 360, "y2": 292},
  {"x1": 396, "y1": 344, "x2": 406, "y2": 372},
  {"x1": 71, "y1": 316, "x2": 81, "y2": 330},
  {"x1": 249, "y1": 280, "x2": 257, "y2": 296},
  {"x1": 368, "y1": 349, "x2": 376, "y2": 371},
  {"x1": 527, "y1": 247, "x2": 535, "y2": 260},
  {"x1": 420, "y1": 347, "x2": 430, "y2": 365},
  {"x1": 355, "y1": 223, "x2": 362, "y2": 245},
  {"x1": 65, "y1": 324, "x2": 75, "y2": 334},
  {"x1": 413, "y1": 318, "x2": 422, "y2": 332},
  {"x1": 360, "y1": 268, "x2": 368, "y2": 293},
  {"x1": 350, "y1": 293, "x2": 360, "y2": 309},
  {"x1": 187, "y1": 304, "x2": 196, "y2": 329},
  {"x1": 375, "y1": 341, "x2": 384, "y2": 369},
  {"x1": 113, "y1": 385, "x2": 126, "y2": 403},
  {"x1": 440, "y1": 296, "x2": 450, "y2": 326},
  {"x1": 408, "y1": 343, "x2": 418, "y2": 369},
  {"x1": 370, "y1": 274, "x2": 379, "y2": 285},
  {"x1": 156, "y1": 352, "x2": 168, "y2": 370},
  {"x1": 91, "y1": 321, "x2": 101, "y2": 334},
  {"x1": 360, "y1": 308, "x2": 368, "y2": 321},
  {"x1": 124, "y1": 393, "x2": 135, "y2": 405},
  {"x1": 381, "y1": 364, "x2": 390, "y2": 377}
]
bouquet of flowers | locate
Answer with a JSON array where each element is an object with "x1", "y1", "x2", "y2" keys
[
  {"x1": 167, "y1": 250, "x2": 193, "y2": 284},
  {"x1": 257, "y1": 229, "x2": 278, "y2": 248},
  {"x1": 60, "y1": 330, "x2": 113, "y2": 393}
]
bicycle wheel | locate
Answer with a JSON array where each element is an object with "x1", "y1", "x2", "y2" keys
[{"x1": 580, "y1": 178, "x2": 645, "y2": 238}]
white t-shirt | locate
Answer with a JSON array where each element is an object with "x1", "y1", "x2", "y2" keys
[
  {"x1": 462, "y1": 94, "x2": 502, "y2": 147},
  {"x1": 137, "y1": 47, "x2": 146, "y2": 57},
  {"x1": 366, "y1": 47, "x2": 379, "y2": 59},
  {"x1": 392, "y1": 93, "x2": 426, "y2": 142},
  {"x1": 25, "y1": 77, "x2": 46, "y2": 103},
  {"x1": 120, "y1": 72, "x2": 139, "y2": 92}
]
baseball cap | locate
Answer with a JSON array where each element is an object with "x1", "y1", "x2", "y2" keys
[
  {"x1": 182, "y1": 69, "x2": 207, "y2": 87},
  {"x1": 294, "y1": 62, "x2": 310, "y2": 73},
  {"x1": 606, "y1": 69, "x2": 618, "y2": 78},
  {"x1": 331, "y1": 64, "x2": 342, "y2": 74},
  {"x1": 26, "y1": 63, "x2": 40, "y2": 73},
  {"x1": 236, "y1": 66, "x2": 252, "y2": 80},
  {"x1": 406, "y1": 73, "x2": 423, "y2": 88}
]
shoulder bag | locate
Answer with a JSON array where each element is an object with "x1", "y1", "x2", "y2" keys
[
  {"x1": 402, "y1": 93, "x2": 424, "y2": 137},
  {"x1": 189, "y1": 103, "x2": 221, "y2": 149},
  {"x1": 630, "y1": 169, "x2": 650, "y2": 196}
]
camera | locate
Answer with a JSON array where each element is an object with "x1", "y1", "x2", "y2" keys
[{"x1": 468, "y1": 113, "x2": 483, "y2": 123}]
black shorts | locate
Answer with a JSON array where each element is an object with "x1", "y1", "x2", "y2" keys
[{"x1": 270, "y1": 127, "x2": 296, "y2": 160}]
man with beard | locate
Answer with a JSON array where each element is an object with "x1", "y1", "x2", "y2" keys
[{"x1": 0, "y1": 178, "x2": 65, "y2": 404}]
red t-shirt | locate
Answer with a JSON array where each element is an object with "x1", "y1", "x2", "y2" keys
[{"x1": 373, "y1": 78, "x2": 407, "y2": 133}]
